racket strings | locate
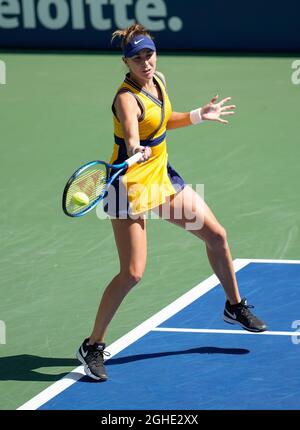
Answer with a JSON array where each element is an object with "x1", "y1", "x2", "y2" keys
[{"x1": 66, "y1": 165, "x2": 107, "y2": 215}]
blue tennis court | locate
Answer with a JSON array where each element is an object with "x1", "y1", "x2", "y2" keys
[{"x1": 19, "y1": 260, "x2": 300, "y2": 410}]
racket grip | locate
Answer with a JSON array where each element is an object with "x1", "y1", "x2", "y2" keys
[{"x1": 125, "y1": 149, "x2": 151, "y2": 168}]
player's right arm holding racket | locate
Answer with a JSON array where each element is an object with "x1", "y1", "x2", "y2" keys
[{"x1": 114, "y1": 91, "x2": 151, "y2": 160}]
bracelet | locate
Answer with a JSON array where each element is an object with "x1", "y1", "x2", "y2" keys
[{"x1": 190, "y1": 108, "x2": 204, "y2": 125}]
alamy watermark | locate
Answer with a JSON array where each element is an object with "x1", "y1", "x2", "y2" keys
[
  {"x1": 291, "y1": 320, "x2": 300, "y2": 345},
  {"x1": 96, "y1": 182, "x2": 205, "y2": 231},
  {"x1": 0, "y1": 320, "x2": 6, "y2": 344},
  {"x1": 291, "y1": 60, "x2": 300, "y2": 85},
  {"x1": 0, "y1": 59, "x2": 6, "y2": 85}
]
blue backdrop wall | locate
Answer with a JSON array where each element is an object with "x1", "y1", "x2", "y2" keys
[{"x1": 0, "y1": 0, "x2": 299, "y2": 51}]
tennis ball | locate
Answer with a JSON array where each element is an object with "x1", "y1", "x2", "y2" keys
[{"x1": 72, "y1": 191, "x2": 89, "y2": 206}]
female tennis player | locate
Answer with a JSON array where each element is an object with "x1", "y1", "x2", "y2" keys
[{"x1": 76, "y1": 24, "x2": 267, "y2": 381}]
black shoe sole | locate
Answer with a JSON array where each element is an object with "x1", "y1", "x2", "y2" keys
[
  {"x1": 224, "y1": 315, "x2": 267, "y2": 333},
  {"x1": 76, "y1": 349, "x2": 108, "y2": 381}
]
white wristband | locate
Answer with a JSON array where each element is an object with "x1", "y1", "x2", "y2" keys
[{"x1": 190, "y1": 108, "x2": 204, "y2": 125}]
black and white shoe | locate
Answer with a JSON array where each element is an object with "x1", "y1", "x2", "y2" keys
[
  {"x1": 224, "y1": 298, "x2": 267, "y2": 332},
  {"x1": 76, "y1": 338, "x2": 110, "y2": 381}
]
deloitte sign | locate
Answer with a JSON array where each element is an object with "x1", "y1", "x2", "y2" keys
[
  {"x1": 1, "y1": 0, "x2": 297, "y2": 51},
  {"x1": 0, "y1": 0, "x2": 183, "y2": 32}
]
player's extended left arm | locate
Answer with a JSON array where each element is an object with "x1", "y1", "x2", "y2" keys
[{"x1": 166, "y1": 95, "x2": 236, "y2": 130}]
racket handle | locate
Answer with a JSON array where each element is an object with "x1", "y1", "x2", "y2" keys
[{"x1": 125, "y1": 149, "x2": 151, "y2": 168}]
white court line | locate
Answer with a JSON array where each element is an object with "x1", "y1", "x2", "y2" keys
[
  {"x1": 18, "y1": 272, "x2": 223, "y2": 410},
  {"x1": 235, "y1": 258, "x2": 300, "y2": 265},
  {"x1": 153, "y1": 327, "x2": 299, "y2": 337},
  {"x1": 18, "y1": 258, "x2": 300, "y2": 410}
]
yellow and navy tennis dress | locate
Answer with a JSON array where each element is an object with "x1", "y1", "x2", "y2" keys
[{"x1": 104, "y1": 72, "x2": 186, "y2": 217}]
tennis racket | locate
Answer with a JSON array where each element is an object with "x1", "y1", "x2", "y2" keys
[{"x1": 62, "y1": 151, "x2": 145, "y2": 217}]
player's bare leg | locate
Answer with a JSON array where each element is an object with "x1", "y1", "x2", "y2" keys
[
  {"x1": 90, "y1": 216, "x2": 147, "y2": 343},
  {"x1": 155, "y1": 185, "x2": 267, "y2": 332},
  {"x1": 77, "y1": 216, "x2": 147, "y2": 380},
  {"x1": 155, "y1": 185, "x2": 240, "y2": 304}
]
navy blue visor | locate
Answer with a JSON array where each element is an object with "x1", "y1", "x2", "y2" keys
[{"x1": 123, "y1": 36, "x2": 156, "y2": 58}]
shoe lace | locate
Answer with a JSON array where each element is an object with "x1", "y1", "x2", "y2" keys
[
  {"x1": 239, "y1": 302, "x2": 256, "y2": 320},
  {"x1": 90, "y1": 349, "x2": 111, "y2": 366}
]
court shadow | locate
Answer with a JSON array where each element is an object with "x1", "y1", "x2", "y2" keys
[
  {"x1": 106, "y1": 346, "x2": 249, "y2": 366},
  {"x1": 0, "y1": 354, "x2": 79, "y2": 381},
  {"x1": 76, "y1": 346, "x2": 250, "y2": 384},
  {"x1": 0, "y1": 347, "x2": 249, "y2": 382}
]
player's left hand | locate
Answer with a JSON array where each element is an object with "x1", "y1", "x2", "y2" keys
[{"x1": 200, "y1": 95, "x2": 236, "y2": 124}]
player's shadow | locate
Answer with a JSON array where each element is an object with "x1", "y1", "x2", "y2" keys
[
  {"x1": 0, "y1": 354, "x2": 80, "y2": 381},
  {"x1": 106, "y1": 346, "x2": 250, "y2": 367},
  {"x1": 0, "y1": 347, "x2": 249, "y2": 382},
  {"x1": 77, "y1": 346, "x2": 250, "y2": 383}
]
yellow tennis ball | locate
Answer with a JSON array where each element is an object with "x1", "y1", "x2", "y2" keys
[{"x1": 72, "y1": 191, "x2": 89, "y2": 206}]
